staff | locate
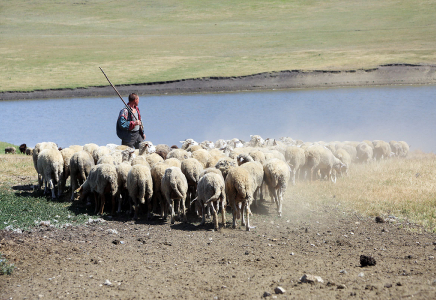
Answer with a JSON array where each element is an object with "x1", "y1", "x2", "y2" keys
[{"x1": 99, "y1": 67, "x2": 144, "y2": 134}]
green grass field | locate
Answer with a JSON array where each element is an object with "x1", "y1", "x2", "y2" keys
[{"x1": 1, "y1": 0, "x2": 436, "y2": 92}]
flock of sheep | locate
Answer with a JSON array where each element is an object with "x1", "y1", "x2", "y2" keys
[{"x1": 29, "y1": 136, "x2": 409, "y2": 231}]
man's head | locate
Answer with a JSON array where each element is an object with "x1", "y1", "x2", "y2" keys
[{"x1": 128, "y1": 93, "x2": 139, "y2": 106}]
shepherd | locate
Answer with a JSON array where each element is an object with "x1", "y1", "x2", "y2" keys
[
  {"x1": 116, "y1": 93, "x2": 146, "y2": 149},
  {"x1": 99, "y1": 67, "x2": 146, "y2": 149}
]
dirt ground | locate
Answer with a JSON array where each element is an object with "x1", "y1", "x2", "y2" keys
[{"x1": 2, "y1": 193, "x2": 436, "y2": 299}]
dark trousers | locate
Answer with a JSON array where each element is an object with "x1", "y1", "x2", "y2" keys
[{"x1": 121, "y1": 131, "x2": 144, "y2": 149}]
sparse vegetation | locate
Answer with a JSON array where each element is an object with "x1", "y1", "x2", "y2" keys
[
  {"x1": 0, "y1": 253, "x2": 15, "y2": 275},
  {"x1": 1, "y1": 0, "x2": 436, "y2": 92}
]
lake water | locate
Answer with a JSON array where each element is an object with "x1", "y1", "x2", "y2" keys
[{"x1": 1, "y1": 85, "x2": 435, "y2": 152}]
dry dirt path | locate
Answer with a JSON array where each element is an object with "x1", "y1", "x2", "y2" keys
[{"x1": 2, "y1": 197, "x2": 436, "y2": 299}]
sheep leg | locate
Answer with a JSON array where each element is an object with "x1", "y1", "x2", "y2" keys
[
  {"x1": 210, "y1": 202, "x2": 219, "y2": 231},
  {"x1": 170, "y1": 199, "x2": 175, "y2": 224},
  {"x1": 48, "y1": 179, "x2": 56, "y2": 199},
  {"x1": 111, "y1": 195, "x2": 116, "y2": 216},
  {"x1": 147, "y1": 197, "x2": 153, "y2": 221},
  {"x1": 70, "y1": 177, "x2": 76, "y2": 202},
  {"x1": 231, "y1": 202, "x2": 237, "y2": 229},
  {"x1": 245, "y1": 201, "x2": 256, "y2": 231},
  {"x1": 93, "y1": 192, "x2": 99, "y2": 214},
  {"x1": 277, "y1": 187, "x2": 283, "y2": 217},
  {"x1": 117, "y1": 194, "x2": 123, "y2": 214},
  {"x1": 199, "y1": 203, "x2": 206, "y2": 226},
  {"x1": 181, "y1": 197, "x2": 187, "y2": 223},
  {"x1": 99, "y1": 193, "x2": 106, "y2": 215},
  {"x1": 240, "y1": 202, "x2": 246, "y2": 227},
  {"x1": 221, "y1": 201, "x2": 226, "y2": 228}
]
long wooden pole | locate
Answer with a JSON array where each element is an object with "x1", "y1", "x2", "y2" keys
[{"x1": 99, "y1": 67, "x2": 144, "y2": 133}]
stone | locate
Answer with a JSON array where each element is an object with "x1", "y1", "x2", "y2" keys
[
  {"x1": 263, "y1": 291, "x2": 272, "y2": 297},
  {"x1": 360, "y1": 255, "x2": 376, "y2": 267},
  {"x1": 274, "y1": 286, "x2": 286, "y2": 294},
  {"x1": 300, "y1": 274, "x2": 324, "y2": 284}
]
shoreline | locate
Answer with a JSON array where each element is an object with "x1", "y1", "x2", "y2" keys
[{"x1": 1, "y1": 64, "x2": 436, "y2": 100}]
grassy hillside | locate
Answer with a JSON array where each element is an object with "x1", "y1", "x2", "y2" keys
[{"x1": 1, "y1": 0, "x2": 436, "y2": 92}]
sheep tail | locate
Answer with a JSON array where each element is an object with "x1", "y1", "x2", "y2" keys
[
  {"x1": 170, "y1": 181, "x2": 184, "y2": 199},
  {"x1": 206, "y1": 187, "x2": 221, "y2": 204}
]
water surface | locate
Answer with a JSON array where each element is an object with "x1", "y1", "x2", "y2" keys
[{"x1": 1, "y1": 85, "x2": 435, "y2": 152}]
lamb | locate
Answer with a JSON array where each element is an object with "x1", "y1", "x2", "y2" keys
[
  {"x1": 161, "y1": 167, "x2": 188, "y2": 224},
  {"x1": 191, "y1": 149, "x2": 211, "y2": 168},
  {"x1": 4, "y1": 147, "x2": 16, "y2": 154},
  {"x1": 127, "y1": 164, "x2": 153, "y2": 220},
  {"x1": 284, "y1": 146, "x2": 306, "y2": 185},
  {"x1": 70, "y1": 150, "x2": 95, "y2": 201},
  {"x1": 166, "y1": 148, "x2": 191, "y2": 161},
  {"x1": 225, "y1": 166, "x2": 255, "y2": 231},
  {"x1": 138, "y1": 141, "x2": 156, "y2": 156},
  {"x1": 193, "y1": 172, "x2": 226, "y2": 230},
  {"x1": 78, "y1": 164, "x2": 118, "y2": 215},
  {"x1": 37, "y1": 148, "x2": 64, "y2": 199},
  {"x1": 356, "y1": 142, "x2": 374, "y2": 163},
  {"x1": 237, "y1": 154, "x2": 264, "y2": 206},
  {"x1": 263, "y1": 158, "x2": 290, "y2": 217},
  {"x1": 181, "y1": 158, "x2": 204, "y2": 207},
  {"x1": 334, "y1": 148, "x2": 351, "y2": 176}
]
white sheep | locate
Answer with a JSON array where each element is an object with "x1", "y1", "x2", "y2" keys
[
  {"x1": 68, "y1": 145, "x2": 83, "y2": 153},
  {"x1": 131, "y1": 155, "x2": 151, "y2": 168},
  {"x1": 97, "y1": 154, "x2": 117, "y2": 165},
  {"x1": 306, "y1": 146, "x2": 345, "y2": 183},
  {"x1": 237, "y1": 154, "x2": 264, "y2": 206},
  {"x1": 191, "y1": 149, "x2": 211, "y2": 168},
  {"x1": 138, "y1": 141, "x2": 156, "y2": 156},
  {"x1": 214, "y1": 139, "x2": 227, "y2": 149},
  {"x1": 186, "y1": 144, "x2": 203, "y2": 152},
  {"x1": 60, "y1": 147, "x2": 76, "y2": 193},
  {"x1": 215, "y1": 157, "x2": 237, "y2": 180},
  {"x1": 334, "y1": 148, "x2": 351, "y2": 176},
  {"x1": 356, "y1": 142, "x2": 374, "y2": 163},
  {"x1": 165, "y1": 157, "x2": 182, "y2": 168},
  {"x1": 115, "y1": 162, "x2": 132, "y2": 214},
  {"x1": 373, "y1": 140, "x2": 391, "y2": 160},
  {"x1": 245, "y1": 135, "x2": 265, "y2": 147},
  {"x1": 180, "y1": 138, "x2": 198, "y2": 150},
  {"x1": 263, "y1": 158, "x2": 290, "y2": 217},
  {"x1": 83, "y1": 143, "x2": 99, "y2": 156},
  {"x1": 78, "y1": 163, "x2": 118, "y2": 215},
  {"x1": 161, "y1": 167, "x2": 188, "y2": 224},
  {"x1": 181, "y1": 158, "x2": 204, "y2": 208},
  {"x1": 398, "y1": 141, "x2": 410, "y2": 157},
  {"x1": 4, "y1": 147, "x2": 16, "y2": 154},
  {"x1": 200, "y1": 140, "x2": 215, "y2": 150},
  {"x1": 70, "y1": 150, "x2": 95, "y2": 201},
  {"x1": 144, "y1": 152, "x2": 164, "y2": 168},
  {"x1": 37, "y1": 148, "x2": 64, "y2": 199},
  {"x1": 249, "y1": 150, "x2": 266, "y2": 165},
  {"x1": 166, "y1": 148, "x2": 191, "y2": 161},
  {"x1": 127, "y1": 164, "x2": 153, "y2": 220},
  {"x1": 193, "y1": 172, "x2": 226, "y2": 230},
  {"x1": 225, "y1": 166, "x2": 255, "y2": 231},
  {"x1": 92, "y1": 146, "x2": 110, "y2": 164},
  {"x1": 151, "y1": 162, "x2": 169, "y2": 217},
  {"x1": 285, "y1": 146, "x2": 306, "y2": 185},
  {"x1": 33, "y1": 142, "x2": 58, "y2": 188}
]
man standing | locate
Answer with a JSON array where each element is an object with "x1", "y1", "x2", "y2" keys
[{"x1": 117, "y1": 93, "x2": 146, "y2": 149}]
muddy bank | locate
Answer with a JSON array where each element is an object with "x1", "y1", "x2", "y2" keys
[{"x1": 2, "y1": 64, "x2": 436, "y2": 101}]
